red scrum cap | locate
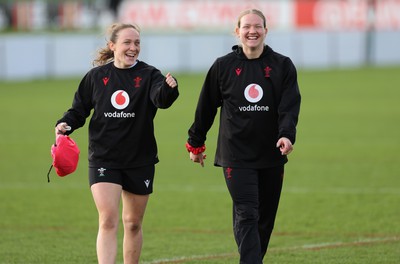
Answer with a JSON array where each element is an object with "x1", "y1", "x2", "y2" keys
[{"x1": 48, "y1": 134, "x2": 80, "y2": 181}]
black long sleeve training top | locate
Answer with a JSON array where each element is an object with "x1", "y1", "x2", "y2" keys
[
  {"x1": 57, "y1": 61, "x2": 179, "y2": 169},
  {"x1": 188, "y1": 45, "x2": 300, "y2": 168}
]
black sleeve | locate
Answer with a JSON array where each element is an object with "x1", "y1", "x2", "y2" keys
[
  {"x1": 278, "y1": 58, "x2": 301, "y2": 144},
  {"x1": 149, "y1": 70, "x2": 179, "y2": 109},
  {"x1": 188, "y1": 60, "x2": 222, "y2": 147},
  {"x1": 56, "y1": 72, "x2": 94, "y2": 134}
]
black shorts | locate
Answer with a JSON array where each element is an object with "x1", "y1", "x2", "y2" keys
[{"x1": 89, "y1": 165, "x2": 155, "y2": 195}]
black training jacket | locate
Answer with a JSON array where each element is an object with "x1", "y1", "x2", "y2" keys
[
  {"x1": 57, "y1": 61, "x2": 179, "y2": 169},
  {"x1": 188, "y1": 45, "x2": 301, "y2": 168}
]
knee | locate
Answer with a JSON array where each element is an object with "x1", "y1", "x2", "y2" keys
[
  {"x1": 99, "y1": 215, "x2": 119, "y2": 231},
  {"x1": 123, "y1": 216, "x2": 142, "y2": 233},
  {"x1": 235, "y1": 204, "x2": 259, "y2": 224}
]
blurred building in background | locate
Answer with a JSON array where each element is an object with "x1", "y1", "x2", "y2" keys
[
  {"x1": 1, "y1": 0, "x2": 399, "y2": 32},
  {"x1": 0, "y1": 0, "x2": 400, "y2": 80},
  {"x1": 0, "y1": 0, "x2": 113, "y2": 31}
]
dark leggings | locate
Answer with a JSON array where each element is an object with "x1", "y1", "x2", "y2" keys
[{"x1": 223, "y1": 166, "x2": 284, "y2": 264}]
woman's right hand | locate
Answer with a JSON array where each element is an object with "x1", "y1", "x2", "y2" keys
[
  {"x1": 55, "y1": 122, "x2": 71, "y2": 136},
  {"x1": 189, "y1": 152, "x2": 207, "y2": 167}
]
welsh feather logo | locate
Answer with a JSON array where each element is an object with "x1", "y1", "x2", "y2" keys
[
  {"x1": 98, "y1": 167, "x2": 106, "y2": 177},
  {"x1": 244, "y1": 84, "x2": 263, "y2": 103},
  {"x1": 111, "y1": 90, "x2": 129, "y2": 110}
]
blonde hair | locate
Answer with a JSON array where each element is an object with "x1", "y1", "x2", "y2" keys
[
  {"x1": 236, "y1": 9, "x2": 267, "y2": 28},
  {"x1": 93, "y1": 23, "x2": 141, "y2": 66}
]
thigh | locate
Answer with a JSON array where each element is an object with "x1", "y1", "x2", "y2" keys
[
  {"x1": 223, "y1": 167, "x2": 259, "y2": 204},
  {"x1": 258, "y1": 166, "x2": 284, "y2": 214},
  {"x1": 258, "y1": 165, "x2": 284, "y2": 197},
  {"x1": 91, "y1": 182, "x2": 122, "y2": 218},
  {"x1": 122, "y1": 191, "x2": 150, "y2": 222}
]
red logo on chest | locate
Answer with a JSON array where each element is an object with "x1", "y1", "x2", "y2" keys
[
  {"x1": 134, "y1": 76, "x2": 142, "y2": 88},
  {"x1": 235, "y1": 68, "x2": 242, "y2": 76},
  {"x1": 264, "y1": 66, "x2": 272, "y2": 78},
  {"x1": 103, "y1": 77, "x2": 109, "y2": 86}
]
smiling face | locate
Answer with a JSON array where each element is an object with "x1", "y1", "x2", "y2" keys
[
  {"x1": 109, "y1": 27, "x2": 140, "y2": 69},
  {"x1": 235, "y1": 12, "x2": 268, "y2": 56}
]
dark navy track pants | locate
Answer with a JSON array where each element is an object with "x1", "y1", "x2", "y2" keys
[{"x1": 223, "y1": 166, "x2": 284, "y2": 264}]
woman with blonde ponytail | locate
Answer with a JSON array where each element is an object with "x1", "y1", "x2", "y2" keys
[{"x1": 54, "y1": 22, "x2": 179, "y2": 264}]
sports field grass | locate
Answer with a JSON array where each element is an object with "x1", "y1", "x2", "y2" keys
[{"x1": 0, "y1": 66, "x2": 399, "y2": 263}]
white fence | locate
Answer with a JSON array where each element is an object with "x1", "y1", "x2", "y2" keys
[{"x1": 1, "y1": 30, "x2": 400, "y2": 80}]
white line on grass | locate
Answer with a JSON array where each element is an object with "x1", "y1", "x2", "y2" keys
[
  {"x1": 285, "y1": 236, "x2": 400, "y2": 251},
  {"x1": 284, "y1": 186, "x2": 400, "y2": 195},
  {"x1": 155, "y1": 185, "x2": 400, "y2": 195},
  {"x1": 142, "y1": 236, "x2": 400, "y2": 264}
]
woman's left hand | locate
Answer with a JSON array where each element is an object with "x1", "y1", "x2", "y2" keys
[
  {"x1": 165, "y1": 73, "x2": 177, "y2": 88},
  {"x1": 276, "y1": 137, "x2": 293, "y2": 155}
]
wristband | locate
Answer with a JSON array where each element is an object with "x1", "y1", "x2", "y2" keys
[{"x1": 185, "y1": 142, "x2": 206, "y2": 155}]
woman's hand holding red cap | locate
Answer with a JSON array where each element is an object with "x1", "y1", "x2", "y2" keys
[{"x1": 55, "y1": 122, "x2": 71, "y2": 136}]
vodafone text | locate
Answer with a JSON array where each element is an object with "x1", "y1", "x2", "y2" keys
[
  {"x1": 104, "y1": 111, "x2": 135, "y2": 118},
  {"x1": 238, "y1": 105, "x2": 269, "y2": 112}
]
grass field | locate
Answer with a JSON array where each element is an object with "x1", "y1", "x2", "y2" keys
[{"x1": 0, "y1": 66, "x2": 399, "y2": 263}]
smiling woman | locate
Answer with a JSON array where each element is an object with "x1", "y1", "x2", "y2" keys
[
  {"x1": 52, "y1": 22, "x2": 179, "y2": 264},
  {"x1": 235, "y1": 9, "x2": 268, "y2": 59},
  {"x1": 185, "y1": 9, "x2": 301, "y2": 264},
  {"x1": 108, "y1": 25, "x2": 141, "y2": 68},
  {"x1": 93, "y1": 23, "x2": 141, "y2": 68}
]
